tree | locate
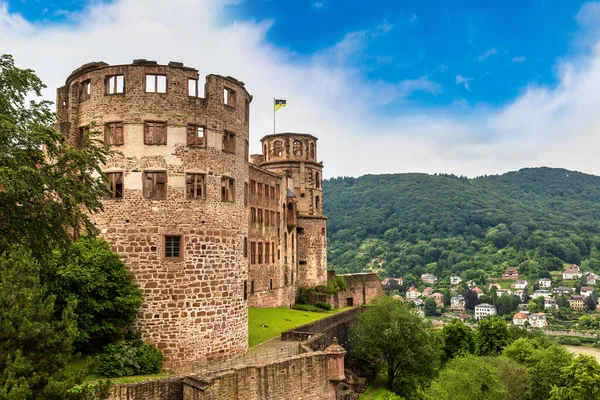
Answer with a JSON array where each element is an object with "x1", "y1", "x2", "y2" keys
[
  {"x1": 0, "y1": 250, "x2": 109, "y2": 399},
  {"x1": 424, "y1": 298, "x2": 437, "y2": 317},
  {"x1": 528, "y1": 344, "x2": 573, "y2": 400},
  {"x1": 464, "y1": 289, "x2": 481, "y2": 310},
  {"x1": 487, "y1": 356, "x2": 529, "y2": 400},
  {"x1": 440, "y1": 319, "x2": 476, "y2": 361},
  {"x1": 351, "y1": 296, "x2": 440, "y2": 397},
  {"x1": 496, "y1": 295, "x2": 520, "y2": 316},
  {"x1": 0, "y1": 54, "x2": 113, "y2": 259},
  {"x1": 550, "y1": 355, "x2": 600, "y2": 400},
  {"x1": 51, "y1": 237, "x2": 142, "y2": 352},
  {"x1": 477, "y1": 316, "x2": 509, "y2": 356}
]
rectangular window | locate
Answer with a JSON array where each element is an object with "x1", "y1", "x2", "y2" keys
[
  {"x1": 271, "y1": 211, "x2": 275, "y2": 226},
  {"x1": 250, "y1": 180, "x2": 256, "y2": 193},
  {"x1": 243, "y1": 237, "x2": 248, "y2": 258},
  {"x1": 245, "y1": 140, "x2": 249, "y2": 162},
  {"x1": 143, "y1": 171, "x2": 167, "y2": 200},
  {"x1": 186, "y1": 124, "x2": 205, "y2": 147},
  {"x1": 251, "y1": 207, "x2": 257, "y2": 223},
  {"x1": 285, "y1": 274, "x2": 288, "y2": 286},
  {"x1": 77, "y1": 126, "x2": 89, "y2": 149},
  {"x1": 245, "y1": 99, "x2": 249, "y2": 123},
  {"x1": 244, "y1": 182, "x2": 249, "y2": 206},
  {"x1": 251, "y1": 280, "x2": 255, "y2": 294},
  {"x1": 221, "y1": 176, "x2": 235, "y2": 202},
  {"x1": 186, "y1": 173, "x2": 206, "y2": 200},
  {"x1": 144, "y1": 121, "x2": 167, "y2": 145},
  {"x1": 265, "y1": 210, "x2": 270, "y2": 226},
  {"x1": 79, "y1": 79, "x2": 91, "y2": 102},
  {"x1": 269, "y1": 279, "x2": 273, "y2": 290},
  {"x1": 258, "y1": 242, "x2": 263, "y2": 264},
  {"x1": 145, "y1": 74, "x2": 167, "y2": 93},
  {"x1": 105, "y1": 172, "x2": 124, "y2": 199},
  {"x1": 164, "y1": 235, "x2": 182, "y2": 260},
  {"x1": 271, "y1": 242, "x2": 275, "y2": 263},
  {"x1": 258, "y1": 208, "x2": 263, "y2": 224},
  {"x1": 105, "y1": 122, "x2": 124, "y2": 145},
  {"x1": 270, "y1": 186, "x2": 275, "y2": 200},
  {"x1": 243, "y1": 280, "x2": 248, "y2": 301},
  {"x1": 223, "y1": 131, "x2": 236, "y2": 153},
  {"x1": 276, "y1": 184, "x2": 280, "y2": 199},
  {"x1": 224, "y1": 87, "x2": 236, "y2": 107},
  {"x1": 188, "y1": 78, "x2": 198, "y2": 97},
  {"x1": 265, "y1": 242, "x2": 270, "y2": 264},
  {"x1": 258, "y1": 183, "x2": 263, "y2": 197},
  {"x1": 106, "y1": 75, "x2": 124, "y2": 94},
  {"x1": 250, "y1": 242, "x2": 256, "y2": 265}
]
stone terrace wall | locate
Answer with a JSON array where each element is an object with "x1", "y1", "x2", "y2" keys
[
  {"x1": 333, "y1": 273, "x2": 383, "y2": 309},
  {"x1": 108, "y1": 377, "x2": 183, "y2": 400}
]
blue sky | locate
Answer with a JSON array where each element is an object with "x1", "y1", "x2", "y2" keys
[{"x1": 3, "y1": 0, "x2": 600, "y2": 177}]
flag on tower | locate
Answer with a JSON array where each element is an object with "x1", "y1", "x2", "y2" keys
[{"x1": 274, "y1": 99, "x2": 287, "y2": 111}]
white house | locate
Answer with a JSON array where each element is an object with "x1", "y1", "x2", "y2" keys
[
  {"x1": 406, "y1": 284, "x2": 421, "y2": 300},
  {"x1": 528, "y1": 313, "x2": 548, "y2": 328},
  {"x1": 513, "y1": 311, "x2": 528, "y2": 326},
  {"x1": 475, "y1": 303, "x2": 497, "y2": 320},
  {"x1": 450, "y1": 276, "x2": 462, "y2": 285},
  {"x1": 587, "y1": 274, "x2": 598, "y2": 286},
  {"x1": 450, "y1": 295, "x2": 466, "y2": 311},
  {"x1": 545, "y1": 298, "x2": 559, "y2": 310},
  {"x1": 563, "y1": 264, "x2": 582, "y2": 280},
  {"x1": 533, "y1": 290, "x2": 552, "y2": 300},
  {"x1": 539, "y1": 278, "x2": 552, "y2": 288},
  {"x1": 497, "y1": 289, "x2": 513, "y2": 297},
  {"x1": 581, "y1": 287, "x2": 594, "y2": 298},
  {"x1": 421, "y1": 274, "x2": 438, "y2": 285},
  {"x1": 514, "y1": 290, "x2": 525, "y2": 301},
  {"x1": 515, "y1": 280, "x2": 528, "y2": 289}
]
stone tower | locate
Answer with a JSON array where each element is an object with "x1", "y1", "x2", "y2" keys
[
  {"x1": 258, "y1": 133, "x2": 327, "y2": 288},
  {"x1": 56, "y1": 60, "x2": 251, "y2": 370}
]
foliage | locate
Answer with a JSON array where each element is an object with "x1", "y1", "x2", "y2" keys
[
  {"x1": 424, "y1": 298, "x2": 437, "y2": 317},
  {"x1": 350, "y1": 296, "x2": 441, "y2": 397},
  {"x1": 549, "y1": 354, "x2": 600, "y2": 400},
  {"x1": 0, "y1": 250, "x2": 109, "y2": 399},
  {"x1": 476, "y1": 316, "x2": 509, "y2": 356},
  {"x1": 315, "y1": 302, "x2": 332, "y2": 311},
  {"x1": 96, "y1": 340, "x2": 163, "y2": 378},
  {"x1": 440, "y1": 319, "x2": 476, "y2": 361},
  {"x1": 50, "y1": 237, "x2": 142, "y2": 352},
  {"x1": 295, "y1": 288, "x2": 311, "y2": 305},
  {"x1": 0, "y1": 54, "x2": 114, "y2": 260}
]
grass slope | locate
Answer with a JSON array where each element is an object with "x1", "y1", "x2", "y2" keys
[{"x1": 248, "y1": 307, "x2": 346, "y2": 347}]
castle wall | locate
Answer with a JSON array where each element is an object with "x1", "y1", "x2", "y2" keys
[
  {"x1": 332, "y1": 273, "x2": 383, "y2": 308},
  {"x1": 297, "y1": 216, "x2": 328, "y2": 287},
  {"x1": 57, "y1": 61, "x2": 251, "y2": 370}
]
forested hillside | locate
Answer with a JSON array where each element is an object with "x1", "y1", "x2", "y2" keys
[{"x1": 323, "y1": 167, "x2": 600, "y2": 283}]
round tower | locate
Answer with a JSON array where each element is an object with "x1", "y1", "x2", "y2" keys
[
  {"x1": 258, "y1": 133, "x2": 327, "y2": 288},
  {"x1": 56, "y1": 60, "x2": 251, "y2": 370}
]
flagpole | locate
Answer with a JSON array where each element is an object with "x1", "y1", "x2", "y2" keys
[{"x1": 273, "y1": 97, "x2": 276, "y2": 135}]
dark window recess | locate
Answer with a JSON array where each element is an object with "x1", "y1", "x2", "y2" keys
[
  {"x1": 143, "y1": 172, "x2": 167, "y2": 199},
  {"x1": 285, "y1": 274, "x2": 288, "y2": 286},
  {"x1": 105, "y1": 172, "x2": 124, "y2": 199},
  {"x1": 251, "y1": 281, "x2": 255, "y2": 294},
  {"x1": 221, "y1": 177, "x2": 235, "y2": 202},
  {"x1": 245, "y1": 99, "x2": 249, "y2": 123},
  {"x1": 146, "y1": 74, "x2": 167, "y2": 93},
  {"x1": 243, "y1": 281, "x2": 248, "y2": 301},
  {"x1": 297, "y1": 227, "x2": 305, "y2": 234},
  {"x1": 106, "y1": 75, "x2": 124, "y2": 94},
  {"x1": 105, "y1": 122, "x2": 124, "y2": 145},
  {"x1": 244, "y1": 182, "x2": 249, "y2": 206},
  {"x1": 77, "y1": 126, "x2": 89, "y2": 149},
  {"x1": 270, "y1": 279, "x2": 273, "y2": 290},
  {"x1": 165, "y1": 236, "x2": 181, "y2": 258},
  {"x1": 144, "y1": 121, "x2": 167, "y2": 145},
  {"x1": 224, "y1": 87, "x2": 236, "y2": 107},
  {"x1": 79, "y1": 80, "x2": 91, "y2": 102},
  {"x1": 243, "y1": 237, "x2": 248, "y2": 258},
  {"x1": 187, "y1": 125, "x2": 205, "y2": 147},
  {"x1": 186, "y1": 173, "x2": 206, "y2": 199},
  {"x1": 223, "y1": 131, "x2": 236, "y2": 153}
]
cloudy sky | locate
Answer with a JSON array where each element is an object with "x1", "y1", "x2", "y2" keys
[{"x1": 2, "y1": 0, "x2": 600, "y2": 178}]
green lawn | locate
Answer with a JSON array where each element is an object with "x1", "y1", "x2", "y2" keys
[{"x1": 248, "y1": 307, "x2": 349, "y2": 347}]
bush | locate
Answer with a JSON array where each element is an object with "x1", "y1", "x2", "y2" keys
[
  {"x1": 296, "y1": 288, "x2": 311, "y2": 305},
  {"x1": 96, "y1": 341, "x2": 163, "y2": 378},
  {"x1": 316, "y1": 302, "x2": 332, "y2": 311},
  {"x1": 292, "y1": 303, "x2": 322, "y2": 312},
  {"x1": 558, "y1": 336, "x2": 582, "y2": 346}
]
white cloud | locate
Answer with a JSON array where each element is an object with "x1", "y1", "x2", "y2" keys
[
  {"x1": 478, "y1": 48, "x2": 498, "y2": 62},
  {"x1": 455, "y1": 75, "x2": 472, "y2": 92},
  {"x1": 512, "y1": 56, "x2": 526, "y2": 63},
  {"x1": 313, "y1": 2, "x2": 323, "y2": 9},
  {"x1": 3, "y1": 0, "x2": 600, "y2": 179},
  {"x1": 409, "y1": 14, "x2": 417, "y2": 24}
]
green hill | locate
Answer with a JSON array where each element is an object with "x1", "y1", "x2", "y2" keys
[{"x1": 323, "y1": 167, "x2": 600, "y2": 283}]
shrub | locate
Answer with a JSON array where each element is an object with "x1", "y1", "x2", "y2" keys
[
  {"x1": 292, "y1": 303, "x2": 322, "y2": 312},
  {"x1": 558, "y1": 337, "x2": 581, "y2": 346},
  {"x1": 296, "y1": 288, "x2": 311, "y2": 305},
  {"x1": 136, "y1": 343, "x2": 164, "y2": 374},
  {"x1": 316, "y1": 302, "x2": 332, "y2": 311},
  {"x1": 96, "y1": 341, "x2": 163, "y2": 377}
]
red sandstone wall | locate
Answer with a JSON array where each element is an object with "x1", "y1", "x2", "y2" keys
[
  {"x1": 297, "y1": 217, "x2": 328, "y2": 287},
  {"x1": 332, "y1": 273, "x2": 383, "y2": 308}
]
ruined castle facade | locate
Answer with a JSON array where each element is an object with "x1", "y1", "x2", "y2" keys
[{"x1": 56, "y1": 60, "x2": 328, "y2": 370}]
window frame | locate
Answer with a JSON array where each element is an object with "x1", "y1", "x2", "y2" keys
[
  {"x1": 163, "y1": 235, "x2": 183, "y2": 261},
  {"x1": 143, "y1": 171, "x2": 168, "y2": 200},
  {"x1": 223, "y1": 130, "x2": 236, "y2": 154},
  {"x1": 145, "y1": 74, "x2": 168, "y2": 93},
  {"x1": 104, "y1": 171, "x2": 124, "y2": 200},
  {"x1": 104, "y1": 121, "x2": 124, "y2": 145},
  {"x1": 186, "y1": 124, "x2": 206, "y2": 148},
  {"x1": 79, "y1": 79, "x2": 91, "y2": 102},
  {"x1": 144, "y1": 121, "x2": 167, "y2": 145},
  {"x1": 187, "y1": 78, "x2": 199, "y2": 97},
  {"x1": 224, "y1": 87, "x2": 237, "y2": 108},
  {"x1": 77, "y1": 125, "x2": 89, "y2": 149},
  {"x1": 221, "y1": 176, "x2": 235, "y2": 202},
  {"x1": 185, "y1": 173, "x2": 206, "y2": 200},
  {"x1": 293, "y1": 140, "x2": 303, "y2": 156},
  {"x1": 105, "y1": 74, "x2": 125, "y2": 95}
]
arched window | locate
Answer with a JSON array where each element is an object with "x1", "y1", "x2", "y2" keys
[
  {"x1": 315, "y1": 172, "x2": 320, "y2": 188},
  {"x1": 315, "y1": 195, "x2": 320, "y2": 210},
  {"x1": 273, "y1": 141, "x2": 283, "y2": 156},
  {"x1": 293, "y1": 140, "x2": 302, "y2": 156},
  {"x1": 309, "y1": 143, "x2": 315, "y2": 160}
]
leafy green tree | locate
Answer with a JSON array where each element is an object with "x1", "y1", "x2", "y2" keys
[
  {"x1": 0, "y1": 54, "x2": 113, "y2": 259},
  {"x1": 550, "y1": 355, "x2": 600, "y2": 400},
  {"x1": 496, "y1": 295, "x2": 520, "y2": 316},
  {"x1": 351, "y1": 296, "x2": 440, "y2": 397},
  {"x1": 0, "y1": 250, "x2": 109, "y2": 399},
  {"x1": 440, "y1": 319, "x2": 476, "y2": 361},
  {"x1": 476, "y1": 316, "x2": 509, "y2": 356},
  {"x1": 528, "y1": 344, "x2": 573, "y2": 400},
  {"x1": 464, "y1": 289, "x2": 481, "y2": 310},
  {"x1": 424, "y1": 298, "x2": 437, "y2": 317},
  {"x1": 51, "y1": 237, "x2": 142, "y2": 352},
  {"x1": 487, "y1": 356, "x2": 529, "y2": 400}
]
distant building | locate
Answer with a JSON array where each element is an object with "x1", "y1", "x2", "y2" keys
[
  {"x1": 475, "y1": 303, "x2": 497, "y2": 320},
  {"x1": 431, "y1": 292, "x2": 445, "y2": 308},
  {"x1": 569, "y1": 295, "x2": 585, "y2": 311},
  {"x1": 529, "y1": 313, "x2": 548, "y2": 328},
  {"x1": 502, "y1": 267, "x2": 520, "y2": 280},
  {"x1": 513, "y1": 311, "x2": 528, "y2": 326},
  {"x1": 497, "y1": 289, "x2": 513, "y2": 297},
  {"x1": 472, "y1": 287, "x2": 484, "y2": 298},
  {"x1": 450, "y1": 276, "x2": 462, "y2": 285},
  {"x1": 450, "y1": 295, "x2": 466, "y2": 311},
  {"x1": 422, "y1": 287, "x2": 434, "y2": 297},
  {"x1": 539, "y1": 278, "x2": 552, "y2": 288},
  {"x1": 406, "y1": 284, "x2": 421, "y2": 300},
  {"x1": 563, "y1": 265, "x2": 582, "y2": 280},
  {"x1": 489, "y1": 283, "x2": 502, "y2": 291},
  {"x1": 587, "y1": 274, "x2": 598, "y2": 286},
  {"x1": 553, "y1": 286, "x2": 574, "y2": 296},
  {"x1": 533, "y1": 290, "x2": 552, "y2": 300},
  {"x1": 514, "y1": 280, "x2": 528, "y2": 289},
  {"x1": 421, "y1": 274, "x2": 438, "y2": 285},
  {"x1": 581, "y1": 287, "x2": 594, "y2": 298},
  {"x1": 514, "y1": 290, "x2": 525, "y2": 301},
  {"x1": 467, "y1": 280, "x2": 477, "y2": 289},
  {"x1": 544, "y1": 298, "x2": 559, "y2": 310},
  {"x1": 382, "y1": 277, "x2": 403, "y2": 288}
]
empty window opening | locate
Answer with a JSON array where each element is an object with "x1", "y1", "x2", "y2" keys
[
  {"x1": 245, "y1": 99, "x2": 249, "y2": 123},
  {"x1": 106, "y1": 75, "x2": 124, "y2": 95},
  {"x1": 79, "y1": 80, "x2": 91, "y2": 102},
  {"x1": 186, "y1": 173, "x2": 206, "y2": 200},
  {"x1": 315, "y1": 172, "x2": 320, "y2": 188},
  {"x1": 265, "y1": 242, "x2": 270, "y2": 264},
  {"x1": 245, "y1": 140, "x2": 249, "y2": 162},
  {"x1": 188, "y1": 78, "x2": 198, "y2": 97},
  {"x1": 143, "y1": 171, "x2": 167, "y2": 200},
  {"x1": 251, "y1": 207, "x2": 257, "y2": 223},
  {"x1": 187, "y1": 124, "x2": 205, "y2": 147},
  {"x1": 146, "y1": 74, "x2": 167, "y2": 93},
  {"x1": 144, "y1": 121, "x2": 167, "y2": 145},
  {"x1": 77, "y1": 126, "x2": 89, "y2": 149},
  {"x1": 223, "y1": 131, "x2": 236, "y2": 153},
  {"x1": 105, "y1": 172, "x2": 124, "y2": 199},
  {"x1": 285, "y1": 274, "x2": 288, "y2": 286},
  {"x1": 243, "y1": 237, "x2": 248, "y2": 258},
  {"x1": 270, "y1": 279, "x2": 273, "y2": 291},
  {"x1": 243, "y1": 280, "x2": 248, "y2": 301},
  {"x1": 271, "y1": 242, "x2": 275, "y2": 263},
  {"x1": 258, "y1": 183, "x2": 263, "y2": 197},
  {"x1": 105, "y1": 122, "x2": 124, "y2": 145},
  {"x1": 322, "y1": 227, "x2": 326, "y2": 235},
  {"x1": 221, "y1": 176, "x2": 235, "y2": 202},
  {"x1": 258, "y1": 242, "x2": 263, "y2": 264},
  {"x1": 258, "y1": 208, "x2": 263, "y2": 224},
  {"x1": 250, "y1": 180, "x2": 256, "y2": 193},
  {"x1": 315, "y1": 195, "x2": 320, "y2": 210},
  {"x1": 224, "y1": 87, "x2": 236, "y2": 107},
  {"x1": 244, "y1": 182, "x2": 249, "y2": 206},
  {"x1": 250, "y1": 242, "x2": 256, "y2": 264},
  {"x1": 293, "y1": 140, "x2": 302, "y2": 156},
  {"x1": 164, "y1": 235, "x2": 182, "y2": 259},
  {"x1": 273, "y1": 141, "x2": 283, "y2": 156},
  {"x1": 251, "y1": 280, "x2": 255, "y2": 294},
  {"x1": 270, "y1": 186, "x2": 275, "y2": 199},
  {"x1": 310, "y1": 142, "x2": 315, "y2": 160},
  {"x1": 297, "y1": 227, "x2": 305, "y2": 234},
  {"x1": 276, "y1": 184, "x2": 280, "y2": 199}
]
